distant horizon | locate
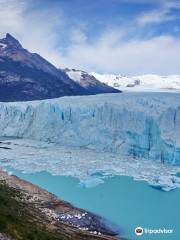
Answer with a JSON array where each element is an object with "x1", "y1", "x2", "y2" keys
[{"x1": 1, "y1": 0, "x2": 180, "y2": 75}]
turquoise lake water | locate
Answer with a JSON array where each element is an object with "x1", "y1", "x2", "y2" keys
[{"x1": 5, "y1": 168, "x2": 180, "y2": 240}]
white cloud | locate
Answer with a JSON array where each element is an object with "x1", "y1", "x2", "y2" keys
[
  {"x1": 70, "y1": 29, "x2": 87, "y2": 44},
  {"x1": 1, "y1": 0, "x2": 180, "y2": 75},
  {"x1": 59, "y1": 33, "x2": 180, "y2": 75},
  {"x1": 0, "y1": 0, "x2": 65, "y2": 66},
  {"x1": 136, "y1": 10, "x2": 174, "y2": 26},
  {"x1": 0, "y1": 0, "x2": 25, "y2": 33},
  {"x1": 136, "y1": 0, "x2": 180, "y2": 26}
]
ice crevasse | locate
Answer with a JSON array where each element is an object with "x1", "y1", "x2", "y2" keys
[{"x1": 0, "y1": 92, "x2": 180, "y2": 166}]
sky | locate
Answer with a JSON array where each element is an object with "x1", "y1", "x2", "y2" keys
[{"x1": 0, "y1": 0, "x2": 180, "y2": 75}]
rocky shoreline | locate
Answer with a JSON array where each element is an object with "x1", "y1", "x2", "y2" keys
[{"x1": 0, "y1": 169, "x2": 125, "y2": 240}]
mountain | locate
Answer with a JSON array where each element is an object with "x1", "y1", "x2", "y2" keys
[
  {"x1": 91, "y1": 72, "x2": 180, "y2": 92},
  {"x1": 0, "y1": 34, "x2": 119, "y2": 102},
  {"x1": 64, "y1": 68, "x2": 120, "y2": 94}
]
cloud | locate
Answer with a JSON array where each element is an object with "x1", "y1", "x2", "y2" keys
[
  {"x1": 136, "y1": 0, "x2": 180, "y2": 26},
  {"x1": 56, "y1": 0, "x2": 180, "y2": 75},
  {"x1": 0, "y1": 0, "x2": 25, "y2": 32},
  {"x1": 119, "y1": 0, "x2": 180, "y2": 4},
  {"x1": 0, "y1": 0, "x2": 65, "y2": 66},
  {"x1": 59, "y1": 33, "x2": 180, "y2": 75},
  {"x1": 0, "y1": 0, "x2": 180, "y2": 75},
  {"x1": 0, "y1": 0, "x2": 89, "y2": 67},
  {"x1": 136, "y1": 10, "x2": 174, "y2": 26}
]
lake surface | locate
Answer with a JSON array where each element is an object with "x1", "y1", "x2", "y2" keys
[{"x1": 5, "y1": 168, "x2": 180, "y2": 240}]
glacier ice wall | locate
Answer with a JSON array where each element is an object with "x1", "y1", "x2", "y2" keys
[{"x1": 0, "y1": 92, "x2": 180, "y2": 165}]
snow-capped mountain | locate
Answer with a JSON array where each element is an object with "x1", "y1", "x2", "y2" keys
[
  {"x1": 64, "y1": 68, "x2": 120, "y2": 94},
  {"x1": 91, "y1": 72, "x2": 180, "y2": 91},
  {"x1": 0, "y1": 34, "x2": 119, "y2": 102}
]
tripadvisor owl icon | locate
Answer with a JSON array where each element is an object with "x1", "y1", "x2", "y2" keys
[{"x1": 135, "y1": 227, "x2": 144, "y2": 236}]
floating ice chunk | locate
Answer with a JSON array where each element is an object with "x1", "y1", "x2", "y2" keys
[
  {"x1": 151, "y1": 175, "x2": 180, "y2": 191},
  {"x1": 1, "y1": 138, "x2": 180, "y2": 191},
  {"x1": 80, "y1": 177, "x2": 105, "y2": 188}
]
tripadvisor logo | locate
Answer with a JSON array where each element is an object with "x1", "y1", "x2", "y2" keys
[
  {"x1": 135, "y1": 227, "x2": 143, "y2": 236},
  {"x1": 135, "y1": 226, "x2": 174, "y2": 236}
]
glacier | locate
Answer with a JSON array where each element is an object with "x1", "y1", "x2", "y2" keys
[
  {"x1": 1, "y1": 92, "x2": 180, "y2": 165},
  {"x1": 91, "y1": 72, "x2": 180, "y2": 92},
  {"x1": 0, "y1": 92, "x2": 180, "y2": 190}
]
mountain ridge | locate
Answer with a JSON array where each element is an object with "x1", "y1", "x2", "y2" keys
[
  {"x1": 0, "y1": 33, "x2": 119, "y2": 102},
  {"x1": 64, "y1": 68, "x2": 120, "y2": 94}
]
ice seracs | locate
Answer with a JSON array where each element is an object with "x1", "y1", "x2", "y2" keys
[
  {"x1": 1, "y1": 92, "x2": 180, "y2": 191},
  {"x1": 1, "y1": 92, "x2": 180, "y2": 165}
]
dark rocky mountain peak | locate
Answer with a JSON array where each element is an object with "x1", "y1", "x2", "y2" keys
[
  {"x1": 0, "y1": 33, "x2": 22, "y2": 49},
  {"x1": 0, "y1": 33, "x2": 120, "y2": 102}
]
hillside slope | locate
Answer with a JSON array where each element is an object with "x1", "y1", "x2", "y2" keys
[
  {"x1": 0, "y1": 169, "x2": 121, "y2": 240},
  {"x1": 0, "y1": 34, "x2": 119, "y2": 102}
]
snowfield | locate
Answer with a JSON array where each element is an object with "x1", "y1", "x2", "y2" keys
[
  {"x1": 91, "y1": 72, "x2": 180, "y2": 92},
  {"x1": 0, "y1": 92, "x2": 180, "y2": 191}
]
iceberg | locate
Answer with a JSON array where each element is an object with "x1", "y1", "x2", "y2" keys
[{"x1": 0, "y1": 138, "x2": 180, "y2": 191}]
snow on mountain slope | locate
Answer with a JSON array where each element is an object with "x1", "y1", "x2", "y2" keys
[
  {"x1": 65, "y1": 69, "x2": 82, "y2": 83},
  {"x1": 0, "y1": 43, "x2": 7, "y2": 49},
  {"x1": 64, "y1": 68, "x2": 120, "y2": 94},
  {"x1": 91, "y1": 72, "x2": 180, "y2": 91}
]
